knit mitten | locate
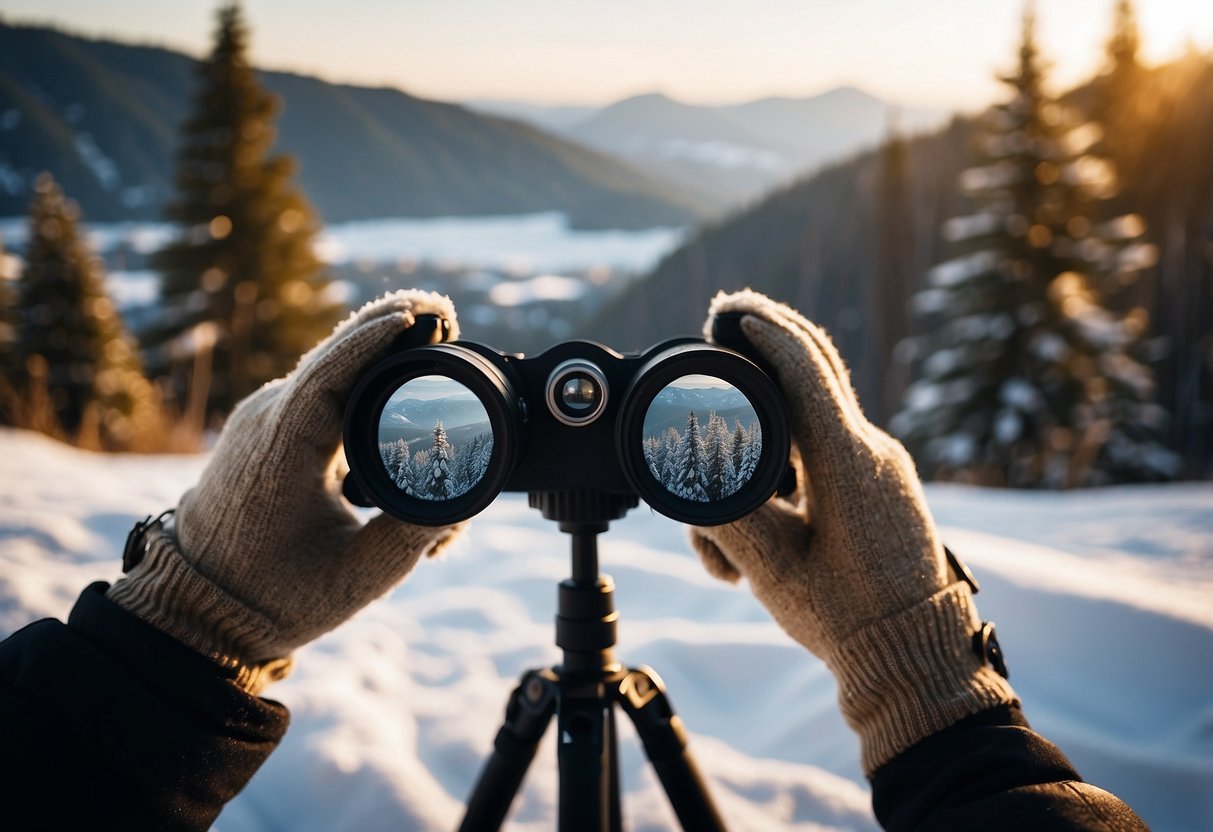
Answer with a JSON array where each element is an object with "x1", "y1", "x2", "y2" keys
[
  {"x1": 109, "y1": 290, "x2": 465, "y2": 694},
  {"x1": 690, "y1": 289, "x2": 1017, "y2": 774}
]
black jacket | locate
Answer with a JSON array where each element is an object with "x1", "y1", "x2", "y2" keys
[{"x1": 0, "y1": 583, "x2": 1149, "y2": 831}]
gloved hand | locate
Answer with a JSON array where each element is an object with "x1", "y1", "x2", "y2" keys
[
  {"x1": 108, "y1": 290, "x2": 465, "y2": 694},
  {"x1": 690, "y1": 289, "x2": 1017, "y2": 774}
]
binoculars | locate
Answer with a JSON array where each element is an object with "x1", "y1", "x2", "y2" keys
[{"x1": 342, "y1": 314, "x2": 790, "y2": 526}]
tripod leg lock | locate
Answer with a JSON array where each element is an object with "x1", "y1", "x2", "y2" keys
[
  {"x1": 614, "y1": 667, "x2": 688, "y2": 762},
  {"x1": 495, "y1": 669, "x2": 558, "y2": 757}
]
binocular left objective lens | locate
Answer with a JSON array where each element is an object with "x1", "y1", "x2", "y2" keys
[{"x1": 344, "y1": 344, "x2": 523, "y2": 525}]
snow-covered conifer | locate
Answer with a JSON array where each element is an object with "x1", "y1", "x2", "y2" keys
[
  {"x1": 643, "y1": 435, "x2": 663, "y2": 480},
  {"x1": 672, "y1": 411, "x2": 709, "y2": 501},
  {"x1": 891, "y1": 10, "x2": 1177, "y2": 487},
  {"x1": 731, "y1": 421, "x2": 747, "y2": 478},
  {"x1": 424, "y1": 421, "x2": 454, "y2": 499},
  {"x1": 392, "y1": 438, "x2": 413, "y2": 494},
  {"x1": 660, "y1": 426, "x2": 681, "y2": 488},
  {"x1": 737, "y1": 422, "x2": 761, "y2": 484},
  {"x1": 411, "y1": 449, "x2": 431, "y2": 498},
  {"x1": 704, "y1": 413, "x2": 737, "y2": 500}
]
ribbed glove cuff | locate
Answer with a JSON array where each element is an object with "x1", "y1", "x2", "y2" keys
[
  {"x1": 827, "y1": 583, "x2": 1018, "y2": 775},
  {"x1": 107, "y1": 529, "x2": 293, "y2": 695}
]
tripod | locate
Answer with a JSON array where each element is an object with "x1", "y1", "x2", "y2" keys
[{"x1": 458, "y1": 492, "x2": 728, "y2": 832}]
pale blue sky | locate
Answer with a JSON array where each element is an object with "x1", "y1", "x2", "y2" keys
[{"x1": 1, "y1": 0, "x2": 1209, "y2": 110}]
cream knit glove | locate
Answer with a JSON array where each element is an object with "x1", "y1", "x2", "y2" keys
[
  {"x1": 108, "y1": 290, "x2": 465, "y2": 694},
  {"x1": 690, "y1": 289, "x2": 1017, "y2": 774}
]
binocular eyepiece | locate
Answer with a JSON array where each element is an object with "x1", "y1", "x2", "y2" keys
[{"x1": 342, "y1": 314, "x2": 790, "y2": 527}]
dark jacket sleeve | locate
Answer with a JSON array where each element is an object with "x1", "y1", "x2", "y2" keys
[
  {"x1": 871, "y1": 705, "x2": 1150, "y2": 831},
  {"x1": 0, "y1": 581, "x2": 288, "y2": 832}
]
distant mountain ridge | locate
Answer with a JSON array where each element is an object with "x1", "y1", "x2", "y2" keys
[
  {"x1": 0, "y1": 22, "x2": 706, "y2": 229},
  {"x1": 470, "y1": 87, "x2": 947, "y2": 207}
]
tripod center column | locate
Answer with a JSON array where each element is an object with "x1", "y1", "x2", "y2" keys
[{"x1": 556, "y1": 574, "x2": 621, "y2": 676}]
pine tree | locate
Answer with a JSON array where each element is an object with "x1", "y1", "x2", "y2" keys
[
  {"x1": 704, "y1": 413, "x2": 737, "y2": 500},
  {"x1": 891, "y1": 10, "x2": 1177, "y2": 487},
  {"x1": 14, "y1": 174, "x2": 156, "y2": 448},
  {"x1": 411, "y1": 449, "x2": 431, "y2": 497},
  {"x1": 872, "y1": 126, "x2": 915, "y2": 422},
  {"x1": 1093, "y1": 0, "x2": 1143, "y2": 173},
  {"x1": 425, "y1": 421, "x2": 454, "y2": 499},
  {"x1": 737, "y1": 422, "x2": 761, "y2": 484},
  {"x1": 660, "y1": 426, "x2": 681, "y2": 489},
  {"x1": 474, "y1": 433, "x2": 494, "y2": 484},
  {"x1": 672, "y1": 411, "x2": 709, "y2": 501},
  {"x1": 391, "y1": 438, "x2": 413, "y2": 494},
  {"x1": 643, "y1": 435, "x2": 663, "y2": 480},
  {"x1": 146, "y1": 2, "x2": 341, "y2": 420},
  {"x1": 731, "y1": 421, "x2": 746, "y2": 475}
]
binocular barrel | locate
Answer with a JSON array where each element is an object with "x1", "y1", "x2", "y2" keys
[{"x1": 343, "y1": 318, "x2": 790, "y2": 527}]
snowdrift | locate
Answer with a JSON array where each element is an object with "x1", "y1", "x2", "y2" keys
[{"x1": 0, "y1": 429, "x2": 1208, "y2": 831}]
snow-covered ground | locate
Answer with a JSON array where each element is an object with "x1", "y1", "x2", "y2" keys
[{"x1": 0, "y1": 429, "x2": 1209, "y2": 831}]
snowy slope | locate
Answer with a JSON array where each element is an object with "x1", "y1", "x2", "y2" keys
[{"x1": 0, "y1": 428, "x2": 1209, "y2": 831}]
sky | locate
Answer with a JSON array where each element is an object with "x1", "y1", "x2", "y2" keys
[
  {"x1": 1, "y1": 0, "x2": 1210, "y2": 111},
  {"x1": 386, "y1": 375, "x2": 479, "y2": 402}
]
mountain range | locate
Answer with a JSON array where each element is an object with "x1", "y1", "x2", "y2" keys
[
  {"x1": 0, "y1": 21, "x2": 705, "y2": 229},
  {"x1": 470, "y1": 88, "x2": 947, "y2": 207}
]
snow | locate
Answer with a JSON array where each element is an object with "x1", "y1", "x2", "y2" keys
[
  {"x1": 313, "y1": 213, "x2": 685, "y2": 273},
  {"x1": 0, "y1": 428, "x2": 1210, "y2": 832},
  {"x1": 926, "y1": 250, "x2": 998, "y2": 288},
  {"x1": 487, "y1": 274, "x2": 586, "y2": 306},
  {"x1": 940, "y1": 212, "x2": 1000, "y2": 243}
]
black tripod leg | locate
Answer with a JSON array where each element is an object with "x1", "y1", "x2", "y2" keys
[
  {"x1": 557, "y1": 679, "x2": 616, "y2": 832},
  {"x1": 460, "y1": 670, "x2": 558, "y2": 832},
  {"x1": 614, "y1": 667, "x2": 728, "y2": 832}
]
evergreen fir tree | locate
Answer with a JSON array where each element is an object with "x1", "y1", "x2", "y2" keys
[
  {"x1": 425, "y1": 421, "x2": 454, "y2": 499},
  {"x1": 411, "y1": 449, "x2": 431, "y2": 497},
  {"x1": 146, "y1": 2, "x2": 341, "y2": 420},
  {"x1": 660, "y1": 426, "x2": 681, "y2": 488},
  {"x1": 474, "y1": 433, "x2": 494, "y2": 484},
  {"x1": 643, "y1": 435, "x2": 663, "y2": 480},
  {"x1": 672, "y1": 411, "x2": 709, "y2": 501},
  {"x1": 891, "y1": 10, "x2": 1177, "y2": 487},
  {"x1": 737, "y1": 422, "x2": 761, "y2": 484},
  {"x1": 14, "y1": 174, "x2": 156, "y2": 448},
  {"x1": 872, "y1": 126, "x2": 915, "y2": 422},
  {"x1": 392, "y1": 438, "x2": 413, "y2": 494},
  {"x1": 731, "y1": 421, "x2": 746, "y2": 475},
  {"x1": 455, "y1": 434, "x2": 481, "y2": 493},
  {"x1": 704, "y1": 413, "x2": 737, "y2": 500}
]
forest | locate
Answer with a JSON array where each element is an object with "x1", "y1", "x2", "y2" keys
[
  {"x1": 379, "y1": 422, "x2": 495, "y2": 501},
  {"x1": 643, "y1": 411, "x2": 762, "y2": 502}
]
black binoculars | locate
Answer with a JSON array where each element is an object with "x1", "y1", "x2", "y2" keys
[{"x1": 342, "y1": 314, "x2": 790, "y2": 526}]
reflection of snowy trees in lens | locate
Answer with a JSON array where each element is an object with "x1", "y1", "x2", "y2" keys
[
  {"x1": 645, "y1": 410, "x2": 761, "y2": 502},
  {"x1": 379, "y1": 420, "x2": 494, "y2": 501}
]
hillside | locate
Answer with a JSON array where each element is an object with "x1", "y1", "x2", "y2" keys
[
  {"x1": 584, "y1": 57, "x2": 1213, "y2": 475},
  {"x1": 473, "y1": 88, "x2": 946, "y2": 209},
  {"x1": 0, "y1": 22, "x2": 707, "y2": 229}
]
